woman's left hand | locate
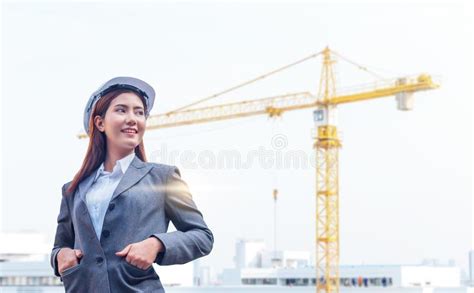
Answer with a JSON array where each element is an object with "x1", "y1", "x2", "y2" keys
[{"x1": 115, "y1": 237, "x2": 164, "y2": 270}]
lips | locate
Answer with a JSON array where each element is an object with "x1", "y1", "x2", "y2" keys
[{"x1": 121, "y1": 128, "x2": 138, "y2": 134}]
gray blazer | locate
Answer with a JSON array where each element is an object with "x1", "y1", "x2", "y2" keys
[{"x1": 50, "y1": 156, "x2": 214, "y2": 292}]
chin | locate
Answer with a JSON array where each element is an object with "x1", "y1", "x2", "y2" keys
[
  {"x1": 118, "y1": 142, "x2": 138, "y2": 151},
  {"x1": 125, "y1": 143, "x2": 139, "y2": 150}
]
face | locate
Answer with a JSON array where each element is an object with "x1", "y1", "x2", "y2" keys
[{"x1": 94, "y1": 92, "x2": 146, "y2": 155}]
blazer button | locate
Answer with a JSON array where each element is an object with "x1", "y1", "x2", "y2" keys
[
  {"x1": 102, "y1": 230, "x2": 110, "y2": 238},
  {"x1": 108, "y1": 203, "x2": 115, "y2": 211},
  {"x1": 96, "y1": 257, "x2": 104, "y2": 263}
]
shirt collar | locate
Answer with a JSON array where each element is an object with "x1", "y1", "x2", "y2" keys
[{"x1": 93, "y1": 152, "x2": 136, "y2": 182}]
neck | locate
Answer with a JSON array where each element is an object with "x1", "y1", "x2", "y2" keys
[{"x1": 104, "y1": 148, "x2": 134, "y2": 172}]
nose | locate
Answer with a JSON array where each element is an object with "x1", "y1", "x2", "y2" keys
[{"x1": 125, "y1": 112, "x2": 137, "y2": 125}]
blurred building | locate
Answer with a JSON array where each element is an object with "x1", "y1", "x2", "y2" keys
[
  {"x1": 0, "y1": 232, "x2": 62, "y2": 290},
  {"x1": 0, "y1": 232, "x2": 50, "y2": 262},
  {"x1": 219, "y1": 239, "x2": 462, "y2": 289},
  {"x1": 469, "y1": 250, "x2": 474, "y2": 286}
]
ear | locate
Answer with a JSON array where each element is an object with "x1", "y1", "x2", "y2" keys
[{"x1": 94, "y1": 115, "x2": 105, "y2": 132}]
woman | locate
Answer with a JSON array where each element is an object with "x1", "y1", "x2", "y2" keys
[{"x1": 50, "y1": 77, "x2": 214, "y2": 292}]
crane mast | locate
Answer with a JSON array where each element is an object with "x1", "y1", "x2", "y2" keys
[{"x1": 314, "y1": 47, "x2": 341, "y2": 293}]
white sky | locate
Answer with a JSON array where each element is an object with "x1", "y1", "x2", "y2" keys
[{"x1": 1, "y1": 1, "x2": 473, "y2": 276}]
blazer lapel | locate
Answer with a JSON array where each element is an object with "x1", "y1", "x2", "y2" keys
[
  {"x1": 77, "y1": 171, "x2": 96, "y2": 203},
  {"x1": 77, "y1": 155, "x2": 153, "y2": 203},
  {"x1": 110, "y1": 155, "x2": 153, "y2": 201}
]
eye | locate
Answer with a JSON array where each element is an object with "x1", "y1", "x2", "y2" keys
[
  {"x1": 137, "y1": 111, "x2": 144, "y2": 116},
  {"x1": 117, "y1": 108, "x2": 126, "y2": 113}
]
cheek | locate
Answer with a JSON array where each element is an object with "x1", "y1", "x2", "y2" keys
[
  {"x1": 105, "y1": 124, "x2": 123, "y2": 138},
  {"x1": 104, "y1": 115, "x2": 121, "y2": 129},
  {"x1": 138, "y1": 120, "x2": 146, "y2": 134},
  {"x1": 107, "y1": 123, "x2": 122, "y2": 134},
  {"x1": 138, "y1": 129, "x2": 145, "y2": 139}
]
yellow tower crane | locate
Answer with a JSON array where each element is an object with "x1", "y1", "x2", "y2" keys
[{"x1": 78, "y1": 47, "x2": 439, "y2": 293}]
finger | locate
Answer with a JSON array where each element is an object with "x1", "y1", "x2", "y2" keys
[
  {"x1": 134, "y1": 260, "x2": 143, "y2": 269},
  {"x1": 74, "y1": 249, "x2": 83, "y2": 258},
  {"x1": 115, "y1": 244, "x2": 132, "y2": 256},
  {"x1": 60, "y1": 260, "x2": 77, "y2": 275},
  {"x1": 140, "y1": 263, "x2": 150, "y2": 270}
]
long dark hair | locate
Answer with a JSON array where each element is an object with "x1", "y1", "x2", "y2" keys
[{"x1": 66, "y1": 89, "x2": 148, "y2": 194}]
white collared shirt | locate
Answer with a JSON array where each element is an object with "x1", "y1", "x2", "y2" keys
[{"x1": 85, "y1": 152, "x2": 135, "y2": 240}]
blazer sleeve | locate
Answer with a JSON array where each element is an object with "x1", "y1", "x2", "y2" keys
[
  {"x1": 152, "y1": 166, "x2": 214, "y2": 265},
  {"x1": 50, "y1": 183, "x2": 75, "y2": 277}
]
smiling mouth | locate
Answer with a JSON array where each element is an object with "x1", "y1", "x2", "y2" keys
[{"x1": 121, "y1": 130, "x2": 137, "y2": 135}]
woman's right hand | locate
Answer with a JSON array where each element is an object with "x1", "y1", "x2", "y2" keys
[{"x1": 57, "y1": 248, "x2": 83, "y2": 275}]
